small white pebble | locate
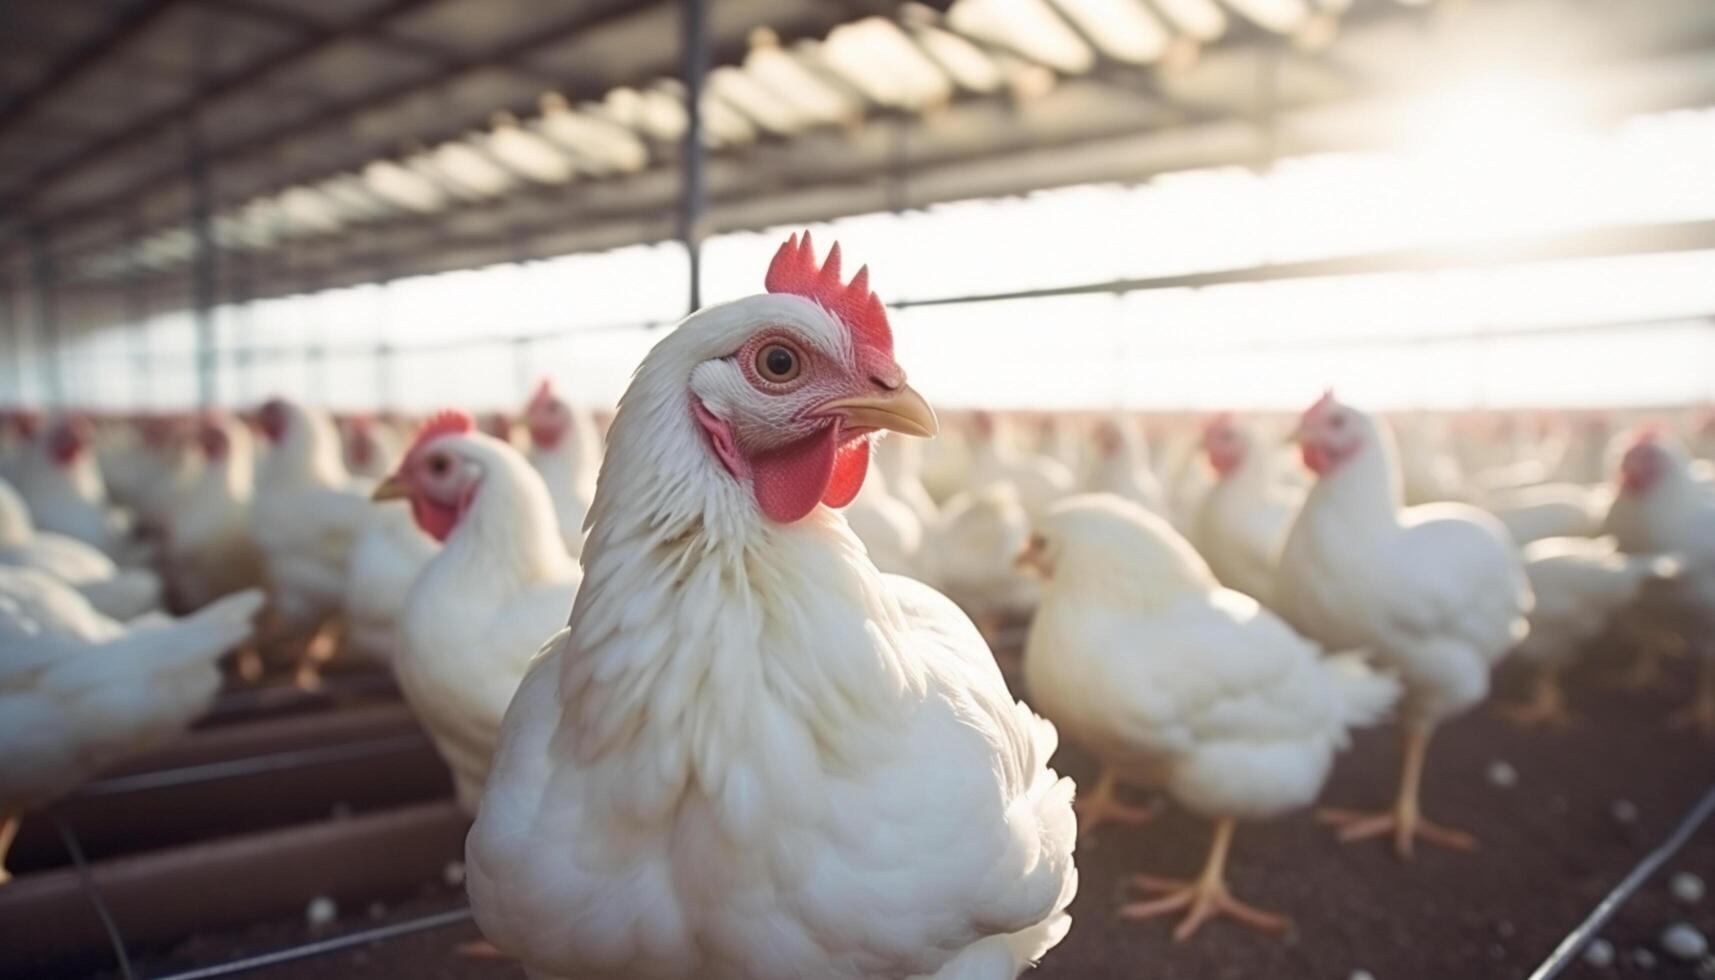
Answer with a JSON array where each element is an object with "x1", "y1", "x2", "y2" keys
[
  {"x1": 1612, "y1": 800, "x2": 1640, "y2": 825},
  {"x1": 1583, "y1": 938, "x2": 1615, "y2": 968},
  {"x1": 1634, "y1": 947, "x2": 1659, "y2": 970},
  {"x1": 443, "y1": 860, "x2": 466, "y2": 887},
  {"x1": 1487, "y1": 761, "x2": 1518, "y2": 788},
  {"x1": 305, "y1": 896, "x2": 338, "y2": 928},
  {"x1": 1664, "y1": 923, "x2": 1709, "y2": 961},
  {"x1": 1348, "y1": 971, "x2": 1376, "y2": 980},
  {"x1": 1673, "y1": 872, "x2": 1707, "y2": 905}
]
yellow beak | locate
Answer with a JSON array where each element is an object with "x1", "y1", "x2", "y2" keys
[
  {"x1": 371, "y1": 475, "x2": 411, "y2": 502},
  {"x1": 818, "y1": 383, "x2": 938, "y2": 439}
]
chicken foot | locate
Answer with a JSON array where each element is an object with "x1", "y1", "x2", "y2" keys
[
  {"x1": 1669, "y1": 655, "x2": 1715, "y2": 738},
  {"x1": 1118, "y1": 818, "x2": 1289, "y2": 942},
  {"x1": 0, "y1": 805, "x2": 19, "y2": 885},
  {"x1": 1498, "y1": 665, "x2": 1576, "y2": 729},
  {"x1": 1076, "y1": 768, "x2": 1157, "y2": 840},
  {"x1": 1317, "y1": 726, "x2": 1478, "y2": 860}
]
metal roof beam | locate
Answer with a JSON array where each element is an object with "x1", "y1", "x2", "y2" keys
[{"x1": 0, "y1": 0, "x2": 188, "y2": 142}]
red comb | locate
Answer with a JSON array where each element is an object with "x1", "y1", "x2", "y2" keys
[
  {"x1": 528, "y1": 378, "x2": 556, "y2": 410},
  {"x1": 1304, "y1": 389, "x2": 1337, "y2": 422},
  {"x1": 410, "y1": 408, "x2": 474, "y2": 455},
  {"x1": 765, "y1": 231, "x2": 892, "y2": 357}
]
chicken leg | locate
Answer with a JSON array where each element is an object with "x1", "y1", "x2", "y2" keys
[
  {"x1": 0, "y1": 805, "x2": 20, "y2": 885},
  {"x1": 1118, "y1": 817, "x2": 1289, "y2": 942},
  {"x1": 1498, "y1": 665, "x2": 1575, "y2": 729},
  {"x1": 1669, "y1": 654, "x2": 1715, "y2": 738},
  {"x1": 1317, "y1": 726, "x2": 1477, "y2": 860},
  {"x1": 1077, "y1": 768, "x2": 1157, "y2": 840}
]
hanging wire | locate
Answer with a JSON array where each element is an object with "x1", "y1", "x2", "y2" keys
[
  {"x1": 150, "y1": 906, "x2": 475, "y2": 980},
  {"x1": 57, "y1": 820, "x2": 135, "y2": 980},
  {"x1": 1528, "y1": 779, "x2": 1715, "y2": 980}
]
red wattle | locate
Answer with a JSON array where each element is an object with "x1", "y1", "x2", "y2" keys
[
  {"x1": 822, "y1": 438, "x2": 869, "y2": 508},
  {"x1": 410, "y1": 497, "x2": 459, "y2": 542},
  {"x1": 750, "y1": 426, "x2": 840, "y2": 524}
]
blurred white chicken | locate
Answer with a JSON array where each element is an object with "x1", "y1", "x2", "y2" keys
[
  {"x1": 339, "y1": 415, "x2": 401, "y2": 483},
  {"x1": 968, "y1": 410, "x2": 1075, "y2": 519},
  {"x1": 1393, "y1": 415, "x2": 1469, "y2": 506},
  {"x1": 1602, "y1": 429, "x2": 1715, "y2": 734},
  {"x1": 1191, "y1": 414, "x2": 1300, "y2": 606},
  {"x1": 1501, "y1": 536, "x2": 1676, "y2": 727},
  {"x1": 166, "y1": 414, "x2": 264, "y2": 609},
  {"x1": 1022, "y1": 495, "x2": 1397, "y2": 940},
  {"x1": 341, "y1": 501, "x2": 437, "y2": 667},
  {"x1": 842, "y1": 461, "x2": 923, "y2": 576},
  {"x1": 523, "y1": 379, "x2": 600, "y2": 558},
  {"x1": 0, "y1": 566, "x2": 262, "y2": 881},
  {"x1": 1277, "y1": 393, "x2": 1531, "y2": 859},
  {"x1": 1485, "y1": 481, "x2": 1611, "y2": 546},
  {"x1": 249, "y1": 398, "x2": 369, "y2": 674},
  {"x1": 467, "y1": 233, "x2": 1077, "y2": 980},
  {"x1": 0, "y1": 477, "x2": 161, "y2": 620},
  {"x1": 374, "y1": 410, "x2": 579, "y2": 811},
  {"x1": 1085, "y1": 416, "x2": 1166, "y2": 514},
  {"x1": 10, "y1": 416, "x2": 137, "y2": 559},
  {"x1": 874, "y1": 428, "x2": 940, "y2": 527},
  {"x1": 923, "y1": 481, "x2": 1038, "y2": 642}
]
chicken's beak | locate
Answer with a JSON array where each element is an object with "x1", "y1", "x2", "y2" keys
[
  {"x1": 371, "y1": 475, "x2": 411, "y2": 502},
  {"x1": 819, "y1": 384, "x2": 938, "y2": 438},
  {"x1": 1015, "y1": 536, "x2": 1050, "y2": 576}
]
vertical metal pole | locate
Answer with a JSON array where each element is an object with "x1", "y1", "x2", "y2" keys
[
  {"x1": 0, "y1": 266, "x2": 20, "y2": 406},
  {"x1": 679, "y1": 0, "x2": 709, "y2": 315},
  {"x1": 29, "y1": 229, "x2": 63, "y2": 406},
  {"x1": 187, "y1": 118, "x2": 219, "y2": 408}
]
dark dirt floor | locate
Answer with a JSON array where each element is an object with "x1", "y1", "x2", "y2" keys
[{"x1": 66, "y1": 653, "x2": 1715, "y2": 980}]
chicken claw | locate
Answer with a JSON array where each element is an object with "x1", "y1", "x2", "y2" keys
[
  {"x1": 1076, "y1": 768, "x2": 1156, "y2": 840},
  {"x1": 1318, "y1": 727, "x2": 1477, "y2": 860},
  {"x1": 1497, "y1": 667, "x2": 1576, "y2": 730},
  {"x1": 1118, "y1": 819, "x2": 1288, "y2": 942}
]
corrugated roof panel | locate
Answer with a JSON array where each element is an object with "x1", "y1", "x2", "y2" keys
[
  {"x1": 947, "y1": 0, "x2": 1096, "y2": 75},
  {"x1": 485, "y1": 116, "x2": 576, "y2": 184},
  {"x1": 537, "y1": 95, "x2": 650, "y2": 173},
  {"x1": 743, "y1": 42, "x2": 860, "y2": 127},
  {"x1": 819, "y1": 18, "x2": 953, "y2": 109},
  {"x1": 1151, "y1": 0, "x2": 1228, "y2": 41},
  {"x1": 910, "y1": 25, "x2": 1006, "y2": 94},
  {"x1": 1051, "y1": 0, "x2": 1171, "y2": 65},
  {"x1": 364, "y1": 159, "x2": 447, "y2": 213},
  {"x1": 709, "y1": 65, "x2": 806, "y2": 135},
  {"x1": 1222, "y1": 0, "x2": 1311, "y2": 33},
  {"x1": 607, "y1": 86, "x2": 690, "y2": 143}
]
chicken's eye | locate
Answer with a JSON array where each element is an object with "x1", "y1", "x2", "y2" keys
[
  {"x1": 1330, "y1": 415, "x2": 1347, "y2": 430},
  {"x1": 427, "y1": 454, "x2": 451, "y2": 477},
  {"x1": 755, "y1": 343, "x2": 801, "y2": 384}
]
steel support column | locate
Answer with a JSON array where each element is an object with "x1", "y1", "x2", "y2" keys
[
  {"x1": 679, "y1": 0, "x2": 710, "y2": 315},
  {"x1": 29, "y1": 231, "x2": 62, "y2": 406}
]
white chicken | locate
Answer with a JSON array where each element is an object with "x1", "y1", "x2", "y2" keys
[
  {"x1": 1485, "y1": 481, "x2": 1611, "y2": 546},
  {"x1": 874, "y1": 429, "x2": 940, "y2": 527},
  {"x1": 841, "y1": 462, "x2": 923, "y2": 577},
  {"x1": 968, "y1": 410, "x2": 1075, "y2": 520},
  {"x1": 10, "y1": 416, "x2": 135, "y2": 559},
  {"x1": 249, "y1": 398, "x2": 369, "y2": 669},
  {"x1": 922, "y1": 481, "x2": 1038, "y2": 641},
  {"x1": 341, "y1": 502, "x2": 437, "y2": 666},
  {"x1": 339, "y1": 415, "x2": 401, "y2": 483},
  {"x1": 1021, "y1": 495, "x2": 1397, "y2": 940},
  {"x1": 467, "y1": 233, "x2": 1077, "y2": 980},
  {"x1": 165, "y1": 414, "x2": 264, "y2": 609},
  {"x1": 1602, "y1": 429, "x2": 1715, "y2": 733},
  {"x1": 0, "y1": 477, "x2": 161, "y2": 620},
  {"x1": 1276, "y1": 392, "x2": 1531, "y2": 859},
  {"x1": 373, "y1": 410, "x2": 580, "y2": 812},
  {"x1": 523, "y1": 378, "x2": 600, "y2": 558},
  {"x1": 0, "y1": 566, "x2": 262, "y2": 881},
  {"x1": 1501, "y1": 536, "x2": 1676, "y2": 727},
  {"x1": 1190, "y1": 414, "x2": 1300, "y2": 606},
  {"x1": 1085, "y1": 415, "x2": 1166, "y2": 515}
]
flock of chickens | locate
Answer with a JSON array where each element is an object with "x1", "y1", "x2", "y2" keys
[{"x1": 1, "y1": 233, "x2": 1713, "y2": 979}]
